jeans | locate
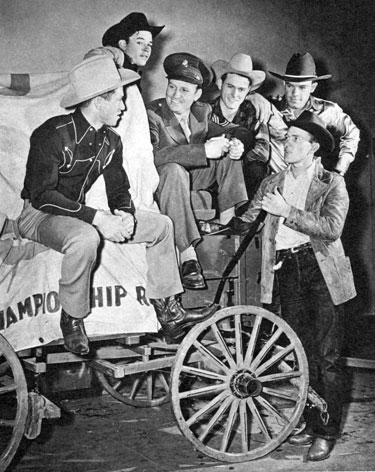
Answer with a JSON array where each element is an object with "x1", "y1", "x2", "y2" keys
[{"x1": 276, "y1": 247, "x2": 344, "y2": 438}]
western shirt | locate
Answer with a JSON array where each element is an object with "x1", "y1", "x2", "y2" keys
[{"x1": 21, "y1": 109, "x2": 135, "y2": 223}]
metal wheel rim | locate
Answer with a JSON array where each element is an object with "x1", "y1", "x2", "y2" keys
[
  {"x1": 0, "y1": 334, "x2": 28, "y2": 472},
  {"x1": 170, "y1": 306, "x2": 309, "y2": 462}
]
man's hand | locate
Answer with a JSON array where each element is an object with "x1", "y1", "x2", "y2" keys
[
  {"x1": 92, "y1": 210, "x2": 134, "y2": 242},
  {"x1": 248, "y1": 93, "x2": 272, "y2": 124},
  {"x1": 261, "y1": 187, "x2": 291, "y2": 218},
  {"x1": 114, "y1": 210, "x2": 136, "y2": 237},
  {"x1": 228, "y1": 138, "x2": 244, "y2": 160},
  {"x1": 205, "y1": 135, "x2": 230, "y2": 159}
]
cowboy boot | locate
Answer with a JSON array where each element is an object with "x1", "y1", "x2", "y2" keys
[
  {"x1": 60, "y1": 309, "x2": 90, "y2": 355},
  {"x1": 151, "y1": 296, "x2": 218, "y2": 341}
]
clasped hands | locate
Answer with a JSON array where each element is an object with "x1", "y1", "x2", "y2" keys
[
  {"x1": 93, "y1": 209, "x2": 135, "y2": 242},
  {"x1": 205, "y1": 135, "x2": 244, "y2": 160},
  {"x1": 261, "y1": 187, "x2": 291, "y2": 218}
]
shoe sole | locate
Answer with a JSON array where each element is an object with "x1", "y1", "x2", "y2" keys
[{"x1": 63, "y1": 343, "x2": 90, "y2": 356}]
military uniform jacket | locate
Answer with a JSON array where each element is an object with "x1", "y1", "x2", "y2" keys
[
  {"x1": 21, "y1": 109, "x2": 135, "y2": 223},
  {"x1": 146, "y1": 99, "x2": 226, "y2": 170},
  {"x1": 243, "y1": 161, "x2": 356, "y2": 305}
]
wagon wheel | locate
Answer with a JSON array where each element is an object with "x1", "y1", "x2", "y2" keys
[
  {"x1": 170, "y1": 306, "x2": 309, "y2": 462},
  {"x1": 0, "y1": 334, "x2": 28, "y2": 472},
  {"x1": 95, "y1": 360, "x2": 170, "y2": 408}
]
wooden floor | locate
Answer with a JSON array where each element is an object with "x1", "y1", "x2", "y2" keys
[{"x1": 7, "y1": 367, "x2": 375, "y2": 472}]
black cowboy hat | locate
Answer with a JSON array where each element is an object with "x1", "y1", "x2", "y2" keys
[
  {"x1": 270, "y1": 52, "x2": 332, "y2": 82},
  {"x1": 288, "y1": 111, "x2": 335, "y2": 153},
  {"x1": 102, "y1": 12, "x2": 164, "y2": 46},
  {"x1": 163, "y1": 52, "x2": 212, "y2": 88}
]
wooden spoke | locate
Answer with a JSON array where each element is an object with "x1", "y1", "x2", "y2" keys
[
  {"x1": 254, "y1": 343, "x2": 295, "y2": 377},
  {"x1": 262, "y1": 386, "x2": 299, "y2": 403},
  {"x1": 0, "y1": 383, "x2": 18, "y2": 395},
  {"x1": 178, "y1": 382, "x2": 227, "y2": 400},
  {"x1": 234, "y1": 314, "x2": 244, "y2": 366},
  {"x1": 257, "y1": 370, "x2": 303, "y2": 383},
  {"x1": 186, "y1": 391, "x2": 230, "y2": 427},
  {"x1": 239, "y1": 400, "x2": 248, "y2": 453},
  {"x1": 249, "y1": 327, "x2": 283, "y2": 372},
  {"x1": 198, "y1": 396, "x2": 233, "y2": 442},
  {"x1": 244, "y1": 314, "x2": 262, "y2": 367},
  {"x1": 193, "y1": 340, "x2": 231, "y2": 375},
  {"x1": 181, "y1": 365, "x2": 227, "y2": 382},
  {"x1": 255, "y1": 394, "x2": 290, "y2": 424},
  {"x1": 220, "y1": 399, "x2": 240, "y2": 452},
  {"x1": 211, "y1": 324, "x2": 237, "y2": 370},
  {"x1": 246, "y1": 397, "x2": 271, "y2": 441}
]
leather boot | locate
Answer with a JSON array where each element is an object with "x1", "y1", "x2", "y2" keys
[
  {"x1": 288, "y1": 426, "x2": 314, "y2": 446},
  {"x1": 60, "y1": 309, "x2": 89, "y2": 355},
  {"x1": 307, "y1": 437, "x2": 336, "y2": 461},
  {"x1": 151, "y1": 296, "x2": 218, "y2": 341}
]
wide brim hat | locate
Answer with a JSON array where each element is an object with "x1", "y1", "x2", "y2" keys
[
  {"x1": 212, "y1": 53, "x2": 266, "y2": 92},
  {"x1": 163, "y1": 52, "x2": 212, "y2": 88},
  {"x1": 61, "y1": 55, "x2": 140, "y2": 108},
  {"x1": 270, "y1": 52, "x2": 332, "y2": 82},
  {"x1": 102, "y1": 12, "x2": 164, "y2": 46},
  {"x1": 288, "y1": 110, "x2": 335, "y2": 153}
]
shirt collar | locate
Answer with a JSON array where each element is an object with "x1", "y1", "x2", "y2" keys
[
  {"x1": 72, "y1": 109, "x2": 107, "y2": 143},
  {"x1": 287, "y1": 158, "x2": 316, "y2": 180}
]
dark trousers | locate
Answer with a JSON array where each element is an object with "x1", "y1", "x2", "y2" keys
[{"x1": 276, "y1": 247, "x2": 344, "y2": 438}]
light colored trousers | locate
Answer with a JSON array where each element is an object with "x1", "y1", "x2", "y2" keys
[{"x1": 18, "y1": 201, "x2": 183, "y2": 318}]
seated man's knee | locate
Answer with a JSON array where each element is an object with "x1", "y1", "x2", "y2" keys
[
  {"x1": 70, "y1": 224, "x2": 100, "y2": 256},
  {"x1": 158, "y1": 163, "x2": 188, "y2": 182}
]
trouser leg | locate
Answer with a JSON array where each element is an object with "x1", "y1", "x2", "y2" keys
[
  {"x1": 277, "y1": 249, "x2": 344, "y2": 438},
  {"x1": 156, "y1": 163, "x2": 201, "y2": 253},
  {"x1": 191, "y1": 155, "x2": 248, "y2": 212},
  {"x1": 129, "y1": 210, "x2": 183, "y2": 299},
  {"x1": 18, "y1": 203, "x2": 100, "y2": 318}
]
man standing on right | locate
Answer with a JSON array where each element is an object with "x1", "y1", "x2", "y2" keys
[
  {"x1": 267, "y1": 51, "x2": 360, "y2": 176},
  {"x1": 238, "y1": 111, "x2": 356, "y2": 461}
]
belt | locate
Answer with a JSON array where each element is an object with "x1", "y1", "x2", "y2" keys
[{"x1": 274, "y1": 242, "x2": 313, "y2": 271}]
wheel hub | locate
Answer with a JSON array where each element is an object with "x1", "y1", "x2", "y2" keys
[{"x1": 230, "y1": 369, "x2": 262, "y2": 398}]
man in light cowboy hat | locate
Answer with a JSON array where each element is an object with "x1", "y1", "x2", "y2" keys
[
  {"x1": 208, "y1": 52, "x2": 273, "y2": 202},
  {"x1": 147, "y1": 52, "x2": 248, "y2": 290},
  {"x1": 17, "y1": 55, "x2": 217, "y2": 356},
  {"x1": 266, "y1": 51, "x2": 360, "y2": 176},
  {"x1": 232, "y1": 111, "x2": 356, "y2": 461}
]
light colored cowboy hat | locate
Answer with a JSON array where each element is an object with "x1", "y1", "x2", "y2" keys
[
  {"x1": 270, "y1": 52, "x2": 332, "y2": 82},
  {"x1": 288, "y1": 110, "x2": 335, "y2": 153},
  {"x1": 60, "y1": 55, "x2": 140, "y2": 109},
  {"x1": 211, "y1": 53, "x2": 266, "y2": 92}
]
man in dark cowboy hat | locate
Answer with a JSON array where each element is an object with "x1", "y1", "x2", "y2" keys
[
  {"x1": 267, "y1": 51, "x2": 360, "y2": 176},
  {"x1": 97, "y1": 12, "x2": 164, "y2": 72},
  {"x1": 147, "y1": 52, "x2": 248, "y2": 290},
  {"x1": 231, "y1": 111, "x2": 356, "y2": 461},
  {"x1": 17, "y1": 55, "x2": 217, "y2": 356}
]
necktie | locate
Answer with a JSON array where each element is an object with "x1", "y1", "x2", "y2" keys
[{"x1": 180, "y1": 116, "x2": 191, "y2": 143}]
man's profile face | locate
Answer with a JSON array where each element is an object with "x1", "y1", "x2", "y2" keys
[
  {"x1": 120, "y1": 30, "x2": 153, "y2": 67},
  {"x1": 98, "y1": 87, "x2": 125, "y2": 127},
  {"x1": 166, "y1": 79, "x2": 202, "y2": 116},
  {"x1": 284, "y1": 80, "x2": 317, "y2": 110},
  {"x1": 284, "y1": 126, "x2": 317, "y2": 165},
  {"x1": 220, "y1": 73, "x2": 251, "y2": 111}
]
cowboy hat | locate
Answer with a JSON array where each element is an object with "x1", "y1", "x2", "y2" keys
[
  {"x1": 102, "y1": 12, "x2": 164, "y2": 46},
  {"x1": 60, "y1": 55, "x2": 140, "y2": 109},
  {"x1": 211, "y1": 53, "x2": 266, "y2": 92},
  {"x1": 288, "y1": 110, "x2": 335, "y2": 153},
  {"x1": 163, "y1": 52, "x2": 212, "y2": 88},
  {"x1": 270, "y1": 52, "x2": 332, "y2": 82}
]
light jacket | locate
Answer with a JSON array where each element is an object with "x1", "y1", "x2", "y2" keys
[{"x1": 243, "y1": 160, "x2": 356, "y2": 305}]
